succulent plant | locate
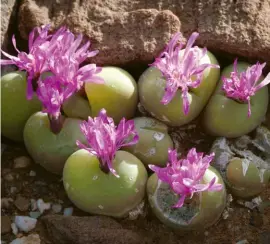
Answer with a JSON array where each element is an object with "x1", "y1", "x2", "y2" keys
[
  {"x1": 62, "y1": 93, "x2": 92, "y2": 120},
  {"x1": 147, "y1": 148, "x2": 226, "y2": 231},
  {"x1": 210, "y1": 127, "x2": 270, "y2": 198},
  {"x1": 20, "y1": 25, "x2": 103, "y2": 174},
  {"x1": 138, "y1": 32, "x2": 220, "y2": 127},
  {"x1": 63, "y1": 109, "x2": 148, "y2": 217},
  {"x1": 203, "y1": 60, "x2": 270, "y2": 138},
  {"x1": 1, "y1": 71, "x2": 42, "y2": 141},
  {"x1": 84, "y1": 66, "x2": 138, "y2": 124},
  {"x1": 24, "y1": 112, "x2": 86, "y2": 174},
  {"x1": 122, "y1": 117, "x2": 173, "y2": 167}
]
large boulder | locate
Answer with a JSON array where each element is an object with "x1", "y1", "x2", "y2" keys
[
  {"x1": 17, "y1": 0, "x2": 270, "y2": 66},
  {"x1": 42, "y1": 215, "x2": 151, "y2": 244}
]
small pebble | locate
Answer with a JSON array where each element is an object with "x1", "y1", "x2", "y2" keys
[
  {"x1": 10, "y1": 234, "x2": 41, "y2": 244},
  {"x1": 10, "y1": 186, "x2": 17, "y2": 194},
  {"x1": 236, "y1": 240, "x2": 249, "y2": 244},
  {"x1": 37, "y1": 199, "x2": 51, "y2": 214},
  {"x1": 11, "y1": 223, "x2": 18, "y2": 235},
  {"x1": 63, "y1": 207, "x2": 73, "y2": 216},
  {"x1": 1, "y1": 216, "x2": 11, "y2": 234},
  {"x1": 14, "y1": 196, "x2": 30, "y2": 212},
  {"x1": 1, "y1": 198, "x2": 13, "y2": 209},
  {"x1": 14, "y1": 216, "x2": 37, "y2": 233},
  {"x1": 4, "y1": 173, "x2": 14, "y2": 181},
  {"x1": 13, "y1": 156, "x2": 31, "y2": 169},
  {"x1": 29, "y1": 211, "x2": 42, "y2": 219},
  {"x1": 52, "y1": 203, "x2": 62, "y2": 213},
  {"x1": 29, "y1": 171, "x2": 36, "y2": 177},
  {"x1": 30, "y1": 199, "x2": 37, "y2": 211}
]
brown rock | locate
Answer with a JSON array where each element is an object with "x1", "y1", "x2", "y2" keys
[
  {"x1": 1, "y1": 197, "x2": 14, "y2": 209},
  {"x1": 14, "y1": 195, "x2": 30, "y2": 211},
  {"x1": 1, "y1": 0, "x2": 18, "y2": 50},
  {"x1": 1, "y1": 215, "x2": 11, "y2": 234},
  {"x1": 18, "y1": 0, "x2": 270, "y2": 66},
  {"x1": 10, "y1": 234, "x2": 41, "y2": 244},
  {"x1": 42, "y1": 215, "x2": 150, "y2": 244},
  {"x1": 18, "y1": 0, "x2": 181, "y2": 66},
  {"x1": 13, "y1": 156, "x2": 32, "y2": 169}
]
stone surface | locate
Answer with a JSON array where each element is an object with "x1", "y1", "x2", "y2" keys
[
  {"x1": 13, "y1": 156, "x2": 32, "y2": 169},
  {"x1": 18, "y1": 0, "x2": 270, "y2": 66},
  {"x1": 14, "y1": 195, "x2": 30, "y2": 212},
  {"x1": 1, "y1": 216, "x2": 11, "y2": 234},
  {"x1": 42, "y1": 215, "x2": 150, "y2": 244},
  {"x1": 18, "y1": 0, "x2": 182, "y2": 66},
  {"x1": 10, "y1": 234, "x2": 41, "y2": 244},
  {"x1": 1, "y1": 0, "x2": 18, "y2": 50}
]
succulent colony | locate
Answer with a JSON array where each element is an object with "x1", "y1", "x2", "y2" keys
[{"x1": 1, "y1": 25, "x2": 270, "y2": 232}]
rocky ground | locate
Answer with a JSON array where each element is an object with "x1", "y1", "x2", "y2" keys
[{"x1": 1, "y1": 120, "x2": 270, "y2": 244}]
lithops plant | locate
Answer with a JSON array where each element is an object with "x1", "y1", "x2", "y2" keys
[
  {"x1": 210, "y1": 126, "x2": 270, "y2": 198},
  {"x1": 63, "y1": 109, "x2": 148, "y2": 217},
  {"x1": 1, "y1": 71, "x2": 42, "y2": 141},
  {"x1": 203, "y1": 60, "x2": 270, "y2": 138},
  {"x1": 24, "y1": 26, "x2": 103, "y2": 174},
  {"x1": 138, "y1": 32, "x2": 220, "y2": 126},
  {"x1": 147, "y1": 148, "x2": 226, "y2": 231},
  {"x1": 84, "y1": 66, "x2": 138, "y2": 123},
  {"x1": 0, "y1": 26, "x2": 54, "y2": 141},
  {"x1": 122, "y1": 117, "x2": 173, "y2": 167}
]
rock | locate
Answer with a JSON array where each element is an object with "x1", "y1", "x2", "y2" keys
[
  {"x1": 63, "y1": 207, "x2": 73, "y2": 216},
  {"x1": 1, "y1": 216, "x2": 11, "y2": 234},
  {"x1": 14, "y1": 196, "x2": 30, "y2": 212},
  {"x1": 36, "y1": 199, "x2": 51, "y2": 214},
  {"x1": 29, "y1": 170, "x2": 36, "y2": 177},
  {"x1": 11, "y1": 222, "x2": 18, "y2": 235},
  {"x1": 18, "y1": 0, "x2": 181, "y2": 66},
  {"x1": 14, "y1": 216, "x2": 37, "y2": 232},
  {"x1": 10, "y1": 234, "x2": 41, "y2": 244},
  {"x1": 1, "y1": 0, "x2": 18, "y2": 51},
  {"x1": 52, "y1": 203, "x2": 62, "y2": 213},
  {"x1": 4, "y1": 173, "x2": 14, "y2": 182},
  {"x1": 42, "y1": 215, "x2": 150, "y2": 244},
  {"x1": 18, "y1": 0, "x2": 270, "y2": 66},
  {"x1": 260, "y1": 231, "x2": 270, "y2": 244},
  {"x1": 13, "y1": 156, "x2": 32, "y2": 169},
  {"x1": 1, "y1": 197, "x2": 13, "y2": 209}
]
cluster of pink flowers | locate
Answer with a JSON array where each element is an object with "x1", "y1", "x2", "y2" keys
[
  {"x1": 149, "y1": 148, "x2": 223, "y2": 208},
  {"x1": 222, "y1": 59, "x2": 270, "y2": 117},
  {"x1": 0, "y1": 25, "x2": 103, "y2": 118},
  {"x1": 2, "y1": 26, "x2": 269, "y2": 205},
  {"x1": 76, "y1": 109, "x2": 139, "y2": 177}
]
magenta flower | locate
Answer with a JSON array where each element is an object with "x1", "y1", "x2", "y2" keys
[
  {"x1": 1, "y1": 25, "x2": 102, "y2": 99},
  {"x1": 49, "y1": 56, "x2": 103, "y2": 92},
  {"x1": 36, "y1": 76, "x2": 75, "y2": 120},
  {"x1": 76, "y1": 109, "x2": 139, "y2": 177},
  {"x1": 149, "y1": 148, "x2": 223, "y2": 208},
  {"x1": 1, "y1": 25, "x2": 52, "y2": 99},
  {"x1": 222, "y1": 59, "x2": 270, "y2": 117},
  {"x1": 150, "y1": 32, "x2": 219, "y2": 115}
]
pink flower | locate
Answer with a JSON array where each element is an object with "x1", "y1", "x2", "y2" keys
[
  {"x1": 36, "y1": 76, "x2": 75, "y2": 120},
  {"x1": 150, "y1": 32, "x2": 219, "y2": 115},
  {"x1": 222, "y1": 59, "x2": 270, "y2": 117},
  {"x1": 49, "y1": 56, "x2": 103, "y2": 92},
  {"x1": 149, "y1": 148, "x2": 223, "y2": 208},
  {"x1": 76, "y1": 109, "x2": 139, "y2": 177},
  {"x1": 1, "y1": 25, "x2": 52, "y2": 99},
  {"x1": 1, "y1": 25, "x2": 102, "y2": 99}
]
